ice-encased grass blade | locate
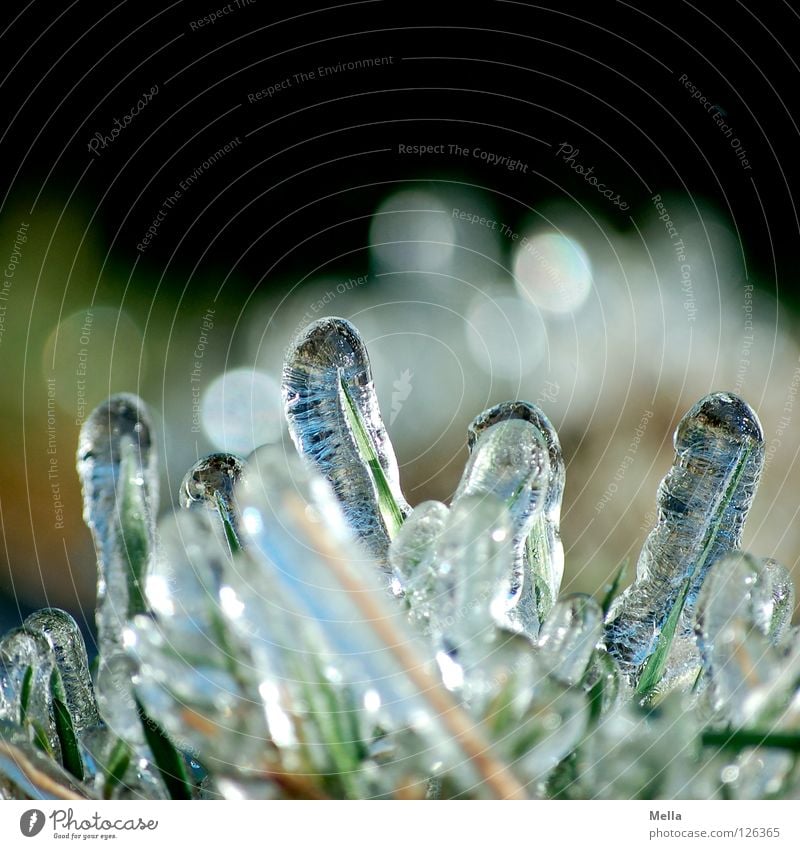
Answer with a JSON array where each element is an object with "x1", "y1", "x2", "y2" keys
[
  {"x1": 102, "y1": 738, "x2": 133, "y2": 800},
  {"x1": 468, "y1": 401, "x2": 565, "y2": 623},
  {"x1": 23, "y1": 610, "x2": 100, "y2": 735},
  {"x1": 131, "y1": 510, "x2": 269, "y2": 779},
  {"x1": 180, "y1": 452, "x2": 245, "y2": 552},
  {"x1": 0, "y1": 629, "x2": 59, "y2": 758},
  {"x1": 49, "y1": 669, "x2": 84, "y2": 781},
  {"x1": 237, "y1": 445, "x2": 527, "y2": 799},
  {"x1": 455, "y1": 417, "x2": 550, "y2": 637},
  {"x1": 583, "y1": 649, "x2": 622, "y2": 722},
  {"x1": 605, "y1": 392, "x2": 764, "y2": 689},
  {"x1": 77, "y1": 394, "x2": 158, "y2": 651},
  {"x1": 282, "y1": 318, "x2": 409, "y2": 567},
  {"x1": 76, "y1": 395, "x2": 172, "y2": 796},
  {"x1": 22, "y1": 610, "x2": 98, "y2": 783},
  {"x1": 600, "y1": 560, "x2": 628, "y2": 618}
]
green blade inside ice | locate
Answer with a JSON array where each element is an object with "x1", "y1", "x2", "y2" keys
[
  {"x1": 119, "y1": 439, "x2": 150, "y2": 618},
  {"x1": 339, "y1": 375, "x2": 404, "y2": 538}
]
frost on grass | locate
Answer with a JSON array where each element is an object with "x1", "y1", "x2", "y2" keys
[{"x1": 1, "y1": 320, "x2": 799, "y2": 800}]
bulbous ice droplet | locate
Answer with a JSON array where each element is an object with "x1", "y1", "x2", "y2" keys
[
  {"x1": 605, "y1": 392, "x2": 764, "y2": 685},
  {"x1": 763, "y1": 559, "x2": 795, "y2": 645},
  {"x1": 77, "y1": 394, "x2": 158, "y2": 652},
  {"x1": 537, "y1": 594, "x2": 603, "y2": 686},
  {"x1": 282, "y1": 317, "x2": 410, "y2": 566},
  {"x1": 23, "y1": 610, "x2": 100, "y2": 734},
  {"x1": 695, "y1": 552, "x2": 777, "y2": 724},
  {"x1": 455, "y1": 418, "x2": 550, "y2": 637},
  {"x1": 468, "y1": 401, "x2": 565, "y2": 621},
  {"x1": 389, "y1": 500, "x2": 449, "y2": 624},
  {"x1": 180, "y1": 452, "x2": 245, "y2": 550}
]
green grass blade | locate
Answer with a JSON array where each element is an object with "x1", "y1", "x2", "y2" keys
[
  {"x1": 103, "y1": 737, "x2": 133, "y2": 799},
  {"x1": 702, "y1": 728, "x2": 800, "y2": 753},
  {"x1": 339, "y1": 376, "x2": 404, "y2": 538},
  {"x1": 135, "y1": 698, "x2": 193, "y2": 799},
  {"x1": 49, "y1": 669, "x2": 84, "y2": 781},
  {"x1": 119, "y1": 440, "x2": 151, "y2": 618},
  {"x1": 636, "y1": 576, "x2": 691, "y2": 699},
  {"x1": 526, "y1": 515, "x2": 554, "y2": 621},
  {"x1": 601, "y1": 559, "x2": 628, "y2": 618},
  {"x1": 636, "y1": 443, "x2": 753, "y2": 699},
  {"x1": 214, "y1": 491, "x2": 242, "y2": 553},
  {"x1": 19, "y1": 665, "x2": 33, "y2": 725}
]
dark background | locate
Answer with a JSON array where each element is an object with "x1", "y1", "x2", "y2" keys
[
  {"x1": 2, "y1": 0, "x2": 800, "y2": 641},
  {"x1": 3, "y1": 2, "x2": 799, "y2": 289}
]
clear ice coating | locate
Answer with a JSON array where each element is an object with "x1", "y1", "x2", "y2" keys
[
  {"x1": 433, "y1": 495, "x2": 517, "y2": 697},
  {"x1": 130, "y1": 510, "x2": 269, "y2": 774},
  {"x1": 454, "y1": 418, "x2": 550, "y2": 637},
  {"x1": 694, "y1": 552, "x2": 777, "y2": 724},
  {"x1": 389, "y1": 500, "x2": 449, "y2": 624},
  {"x1": 237, "y1": 445, "x2": 526, "y2": 799},
  {"x1": 468, "y1": 401, "x2": 566, "y2": 621},
  {"x1": 762, "y1": 558, "x2": 795, "y2": 645},
  {"x1": 536, "y1": 594, "x2": 603, "y2": 686},
  {"x1": 23, "y1": 610, "x2": 100, "y2": 735},
  {"x1": 180, "y1": 452, "x2": 246, "y2": 549},
  {"x1": 75, "y1": 394, "x2": 168, "y2": 779},
  {"x1": 605, "y1": 392, "x2": 764, "y2": 683},
  {"x1": 282, "y1": 317, "x2": 410, "y2": 566},
  {"x1": 76, "y1": 394, "x2": 158, "y2": 652},
  {"x1": 0, "y1": 629, "x2": 59, "y2": 757},
  {"x1": 480, "y1": 656, "x2": 589, "y2": 788}
]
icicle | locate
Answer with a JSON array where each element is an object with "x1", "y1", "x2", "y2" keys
[
  {"x1": 468, "y1": 401, "x2": 566, "y2": 620},
  {"x1": 23, "y1": 610, "x2": 99, "y2": 735},
  {"x1": 454, "y1": 418, "x2": 550, "y2": 637},
  {"x1": 605, "y1": 392, "x2": 764, "y2": 688},
  {"x1": 282, "y1": 317, "x2": 409, "y2": 567},
  {"x1": 77, "y1": 394, "x2": 158, "y2": 653}
]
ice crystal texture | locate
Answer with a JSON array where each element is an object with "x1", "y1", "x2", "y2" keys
[
  {"x1": 282, "y1": 317, "x2": 410, "y2": 566},
  {"x1": 455, "y1": 418, "x2": 550, "y2": 636},
  {"x1": 605, "y1": 392, "x2": 764, "y2": 685},
  {"x1": 77, "y1": 394, "x2": 158, "y2": 651},
  {"x1": 2, "y1": 318, "x2": 799, "y2": 801},
  {"x1": 468, "y1": 401, "x2": 566, "y2": 622}
]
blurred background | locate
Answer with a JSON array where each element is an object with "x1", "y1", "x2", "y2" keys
[{"x1": 2, "y1": 1, "x2": 800, "y2": 647}]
